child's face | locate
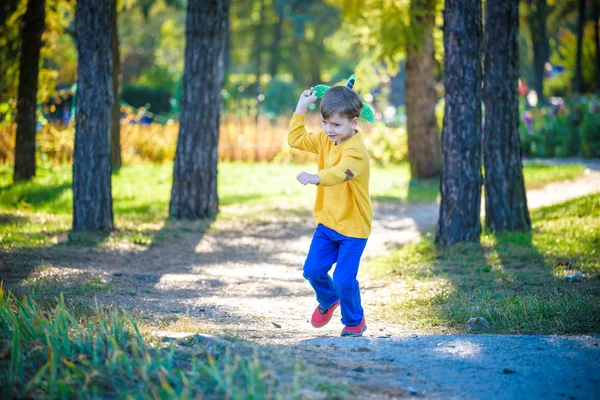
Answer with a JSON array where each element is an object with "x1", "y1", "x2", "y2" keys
[{"x1": 321, "y1": 113, "x2": 358, "y2": 145}]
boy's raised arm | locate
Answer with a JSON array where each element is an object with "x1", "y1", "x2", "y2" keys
[{"x1": 288, "y1": 88, "x2": 320, "y2": 154}]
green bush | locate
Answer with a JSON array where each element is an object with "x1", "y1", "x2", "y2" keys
[
  {"x1": 261, "y1": 78, "x2": 301, "y2": 118},
  {"x1": 581, "y1": 107, "x2": 600, "y2": 158},
  {"x1": 520, "y1": 96, "x2": 599, "y2": 159},
  {"x1": 364, "y1": 123, "x2": 408, "y2": 165}
]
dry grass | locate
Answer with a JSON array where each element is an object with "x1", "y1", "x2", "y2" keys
[
  {"x1": 0, "y1": 114, "x2": 339, "y2": 165},
  {"x1": 366, "y1": 194, "x2": 600, "y2": 334}
]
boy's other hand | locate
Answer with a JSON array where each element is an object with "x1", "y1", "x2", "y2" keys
[
  {"x1": 295, "y1": 88, "x2": 318, "y2": 114},
  {"x1": 296, "y1": 172, "x2": 320, "y2": 185}
]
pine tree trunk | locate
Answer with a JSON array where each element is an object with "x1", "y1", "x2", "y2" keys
[
  {"x1": 527, "y1": 0, "x2": 549, "y2": 105},
  {"x1": 483, "y1": 0, "x2": 531, "y2": 233},
  {"x1": 574, "y1": 0, "x2": 586, "y2": 94},
  {"x1": 436, "y1": 0, "x2": 483, "y2": 245},
  {"x1": 169, "y1": 0, "x2": 229, "y2": 220},
  {"x1": 406, "y1": 0, "x2": 441, "y2": 179},
  {"x1": 110, "y1": 0, "x2": 121, "y2": 169},
  {"x1": 13, "y1": 0, "x2": 45, "y2": 182},
  {"x1": 72, "y1": 0, "x2": 114, "y2": 232}
]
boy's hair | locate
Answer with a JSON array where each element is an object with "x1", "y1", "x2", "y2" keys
[{"x1": 320, "y1": 86, "x2": 363, "y2": 120}]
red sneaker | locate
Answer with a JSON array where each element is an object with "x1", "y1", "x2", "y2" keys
[
  {"x1": 341, "y1": 318, "x2": 367, "y2": 337},
  {"x1": 311, "y1": 300, "x2": 340, "y2": 328}
]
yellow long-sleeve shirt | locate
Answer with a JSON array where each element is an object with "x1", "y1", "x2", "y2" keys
[{"x1": 288, "y1": 113, "x2": 373, "y2": 238}]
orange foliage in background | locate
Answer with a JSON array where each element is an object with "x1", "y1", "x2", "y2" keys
[{"x1": 0, "y1": 113, "x2": 348, "y2": 165}]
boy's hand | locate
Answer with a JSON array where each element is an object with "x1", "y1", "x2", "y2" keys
[
  {"x1": 295, "y1": 88, "x2": 318, "y2": 114},
  {"x1": 296, "y1": 172, "x2": 320, "y2": 185}
]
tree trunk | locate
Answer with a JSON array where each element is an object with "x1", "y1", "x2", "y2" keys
[
  {"x1": 269, "y1": 6, "x2": 284, "y2": 78},
  {"x1": 527, "y1": 0, "x2": 549, "y2": 105},
  {"x1": 574, "y1": 0, "x2": 586, "y2": 94},
  {"x1": 436, "y1": 0, "x2": 483, "y2": 245},
  {"x1": 254, "y1": 0, "x2": 265, "y2": 136},
  {"x1": 169, "y1": 0, "x2": 229, "y2": 220},
  {"x1": 308, "y1": 41, "x2": 323, "y2": 84},
  {"x1": 595, "y1": 0, "x2": 600, "y2": 95},
  {"x1": 72, "y1": 0, "x2": 114, "y2": 232},
  {"x1": 254, "y1": 0, "x2": 264, "y2": 97},
  {"x1": 483, "y1": 0, "x2": 531, "y2": 233},
  {"x1": 406, "y1": 0, "x2": 441, "y2": 179},
  {"x1": 13, "y1": 0, "x2": 45, "y2": 182},
  {"x1": 110, "y1": 0, "x2": 122, "y2": 169}
]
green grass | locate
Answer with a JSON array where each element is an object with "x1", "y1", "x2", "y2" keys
[
  {"x1": 0, "y1": 162, "x2": 586, "y2": 249},
  {"x1": 521, "y1": 163, "x2": 586, "y2": 189},
  {"x1": 0, "y1": 290, "x2": 285, "y2": 399},
  {"x1": 365, "y1": 193, "x2": 600, "y2": 334}
]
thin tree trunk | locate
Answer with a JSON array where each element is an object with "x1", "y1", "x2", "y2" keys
[
  {"x1": 169, "y1": 0, "x2": 229, "y2": 219},
  {"x1": 269, "y1": 6, "x2": 284, "y2": 78},
  {"x1": 13, "y1": 0, "x2": 45, "y2": 182},
  {"x1": 254, "y1": 0, "x2": 265, "y2": 143},
  {"x1": 72, "y1": 0, "x2": 114, "y2": 231},
  {"x1": 436, "y1": 0, "x2": 483, "y2": 245},
  {"x1": 254, "y1": 0, "x2": 264, "y2": 97},
  {"x1": 527, "y1": 0, "x2": 549, "y2": 105},
  {"x1": 574, "y1": 0, "x2": 586, "y2": 94},
  {"x1": 483, "y1": 0, "x2": 531, "y2": 233},
  {"x1": 110, "y1": 0, "x2": 121, "y2": 169},
  {"x1": 406, "y1": 0, "x2": 441, "y2": 179},
  {"x1": 308, "y1": 42, "x2": 322, "y2": 84},
  {"x1": 595, "y1": 0, "x2": 600, "y2": 94}
]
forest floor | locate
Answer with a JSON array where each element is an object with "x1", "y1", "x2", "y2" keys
[{"x1": 2, "y1": 160, "x2": 600, "y2": 399}]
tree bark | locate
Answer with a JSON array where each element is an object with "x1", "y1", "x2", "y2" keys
[
  {"x1": 72, "y1": 0, "x2": 114, "y2": 232},
  {"x1": 574, "y1": 0, "x2": 586, "y2": 94},
  {"x1": 527, "y1": 0, "x2": 549, "y2": 105},
  {"x1": 436, "y1": 0, "x2": 483, "y2": 245},
  {"x1": 13, "y1": 0, "x2": 45, "y2": 182},
  {"x1": 169, "y1": 0, "x2": 229, "y2": 220},
  {"x1": 483, "y1": 0, "x2": 531, "y2": 233},
  {"x1": 406, "y1": 0, "x2": 441, "y2": 179},
  {"x1": 110, "y1": 0, "x2": 122, "y2": 169}
]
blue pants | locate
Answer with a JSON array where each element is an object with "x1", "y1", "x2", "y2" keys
[{"x1": 303, "y1": 224, "x2": 368, "y2": 326}]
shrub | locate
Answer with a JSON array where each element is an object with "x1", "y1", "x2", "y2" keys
[
  {"x1": 121, "y1": 85, "x2": 173, "y2": 115},
  {"x1": 581, "y1": 106, "x2": 600, "y2": 158},
  {"x1": 363, "y1": 123, "x2": 408, "y2": 166},
  {"x1": 519, "y1": 96, "x2": 599, "y2": 159}
]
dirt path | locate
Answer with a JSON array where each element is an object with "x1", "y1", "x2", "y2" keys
[{"x1": 4, "y1": 165, "x2": 600, "y2": 398}]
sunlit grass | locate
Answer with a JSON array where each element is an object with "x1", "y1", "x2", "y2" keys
[
  {"x1": 365, "y1": 193, "x2": 600, "y2": 334},
  {"x1": 0, "y1": 161, "x2": 587, "y2": 249},
  {"x1": 521, "y1": 163, "x2": 586, "y2": 189}
]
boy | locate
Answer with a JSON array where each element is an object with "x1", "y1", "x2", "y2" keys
[{"x1": 288, "y1": 85, "x2": 373, "y2": 337}]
